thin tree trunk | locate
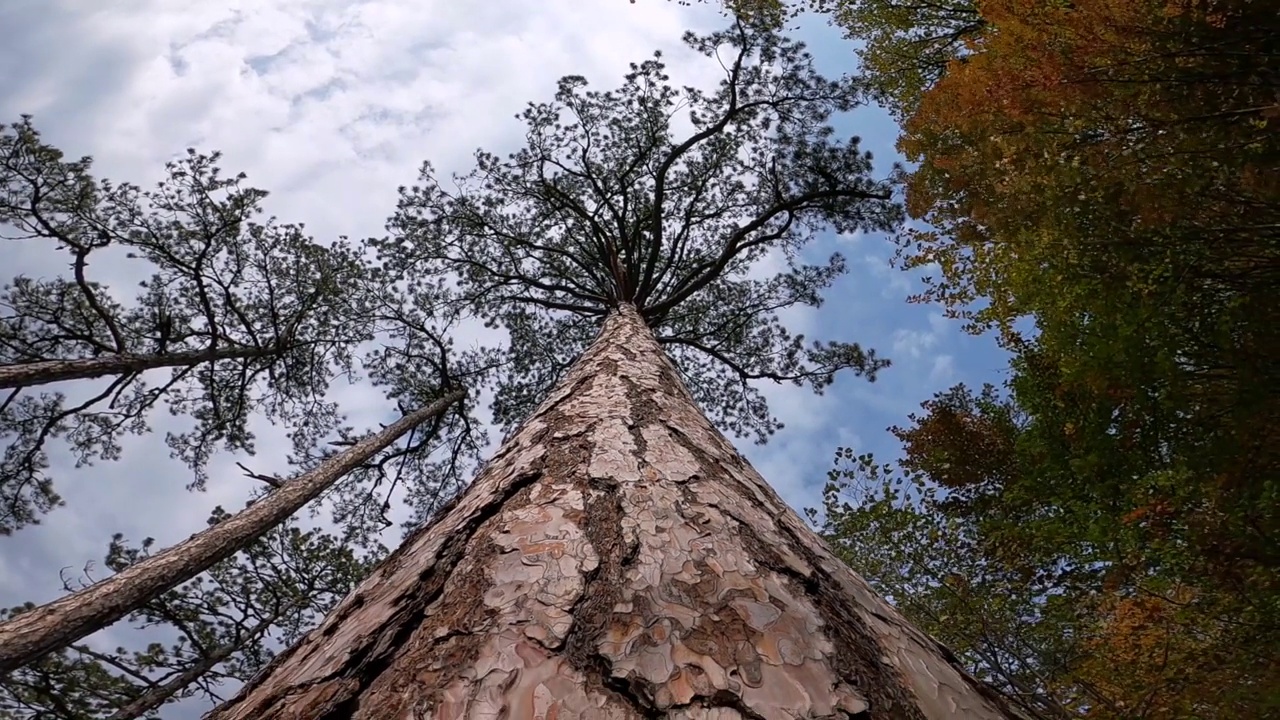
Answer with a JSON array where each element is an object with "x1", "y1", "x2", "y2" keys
[
  {"x1": 0, "y1": 388, "x2": 466, "y2": 673},
  {"x1": 106, "y1": 613, "x2": 279, "y2": 720},
  {"x1": 203, "y1": 304, "x2": 1015, "y2": 719},
  {"x1": 0, "y1": 345, "x2": 288, "y2": 390}
]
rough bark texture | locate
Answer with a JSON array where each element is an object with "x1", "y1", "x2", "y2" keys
[
  {"x1": 204, "y1": 305, "x2": 1014, "y2": 719},
  {"x1": 0, "y1": 389, "x2": 465, "y2": 673},
  {"x1": 0, "y1": 345, "x2": 285, "y2": 390}
]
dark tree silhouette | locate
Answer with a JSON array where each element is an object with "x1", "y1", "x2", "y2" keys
[
  {"x1": 1, "y1": 120, "x2": 372, "y2": 533},
  {"x1": 379, "y1": 19, "x2": 901, "y2": 442}
]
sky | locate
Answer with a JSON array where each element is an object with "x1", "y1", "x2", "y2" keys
[{"x1": 0, "y1": 0, "x2": 1009, "y2": 715}]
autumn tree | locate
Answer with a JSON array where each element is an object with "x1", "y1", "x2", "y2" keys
[
  {"x1": 1069, "y1": 585, "x2": 1270, "y2": 720},
  {"x1": 887, "y1": 0, "x2": 1280, "y2": 539},
  {"x1": 0, "y1": 119, "x2": 371, "y2": 534},
  {"x1": 810, "y1": 442, "x2": 1266, "y2": 720},
  {"x1": 809, "y1": 379, "x2": 1181, "y2": 718},
  {"x1": 675, "y1": 0, "x2": 984, "y2": 117},
  {"x1": 818, "y1": 0, "x2": 981, "y2": 120},
  {"x1": 201, "y1": 20, "x2": 1019, "y2": 718},
  {"x1": 795, "y1": 0, "x2": 1280, "y2": 714},
  {"x1": 818, "y1": 368, "x2": 1280, "y2": 718}
]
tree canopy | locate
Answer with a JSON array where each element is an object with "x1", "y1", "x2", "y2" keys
[
  {"x1": 0, "y1": 120, "x2": 372, "y2": 533},
  {"x1": 0, "y1": 116, "x2": 481, "y2": 699},
  {"x1": 379, "y1": 18, "x2": 902, "y2": 442},
  {"x1": 806, "y1": 0, "x2": 1280, "y2": 715}
]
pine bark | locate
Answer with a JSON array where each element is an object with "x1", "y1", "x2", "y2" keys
[
  {"x1": 0, "y1": 389, "x2": 465, "y2": 673},
  {"x1": 204, "y1": 305, "x2": 1015, "y2": 719},
  {"x1": 0, "y1": 345, "x2": 288, "y2": 390}
]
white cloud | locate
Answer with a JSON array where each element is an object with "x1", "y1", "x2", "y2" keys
[
  {"x1": 890, "y1": 311, "x2": 951, "y2": 359},
  {"x1": 891, "y1": 326, "x2": 937, "y2": 359},
  {"x1": 835, "y1": 228, "x2": 863, "y2": 245},
  {"x1": 929, "y1": 354, "x2": 956, "y2": 384},
  {"x1": 4, "y1": 0, "x2": 728, "y2": 235},
  {"x1": 862, "y1": 252, "x2": 913, "y2": 298}
]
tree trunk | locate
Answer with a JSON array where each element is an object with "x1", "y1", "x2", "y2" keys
[
  {"x1": 0, "y1": 345, "x2": 289, "y2": 390},
  {"x1": 0, "y1": 389, "x2": 465, "y2": 674},
  {"x1": 204, "y1": 305, "x2": 1015, "y2": 719}
]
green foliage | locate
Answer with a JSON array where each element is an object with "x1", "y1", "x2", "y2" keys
[
  {"x1": 679, "y1": 0, "x2": 984, "y2": 119},
  {"x1": 0, "y1": 505, "x2": 379, "y2": 719},
  {"x1": 380, "y1": 19, "x2": 902, "y2": 443},
  {"x1": 821, "y1": 372, "x2": 1280, "y2": 717},
  {"x1": 817, "y1": 0, "x2": 982, "y2": 120},
  {"x1": 809, "y1": 448, "x2": 1084, "y2": 719},
  {"x1": 0, "y1": 118, "x2": 489, "y2": 700},
  {"x1": 0, "y1": 118, "x2": 373, "y2": 534}
]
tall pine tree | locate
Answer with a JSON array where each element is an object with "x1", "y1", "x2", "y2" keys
[{"x1": 208, "y1": 20, "x2": 1015, "y2": 718}]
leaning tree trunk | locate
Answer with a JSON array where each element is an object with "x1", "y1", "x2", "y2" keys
[
  {"x1": 0, "y1": 390, "x2": 465, "y2": 673},
  {"x1": 0, "y1": 344, "x2": 289, "y2": 389},
  {"x1": 205, "y1": 304, "x2": 1014, "y2": 719}
]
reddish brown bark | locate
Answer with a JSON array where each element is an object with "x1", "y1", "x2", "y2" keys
[
  {"x1": 204, "y1": 304, "x2": 1014, "y2": 719},
  {"x1": 0, "y1": 389, "x2": 465, "y2": 673}
]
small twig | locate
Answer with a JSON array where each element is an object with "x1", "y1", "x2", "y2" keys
[
  {"x1": 235, "y1": 462, "x2": 282, "y2": 489},
  {"x1": 58, "y1": 567, "x2": 76, "y2": 593}
]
